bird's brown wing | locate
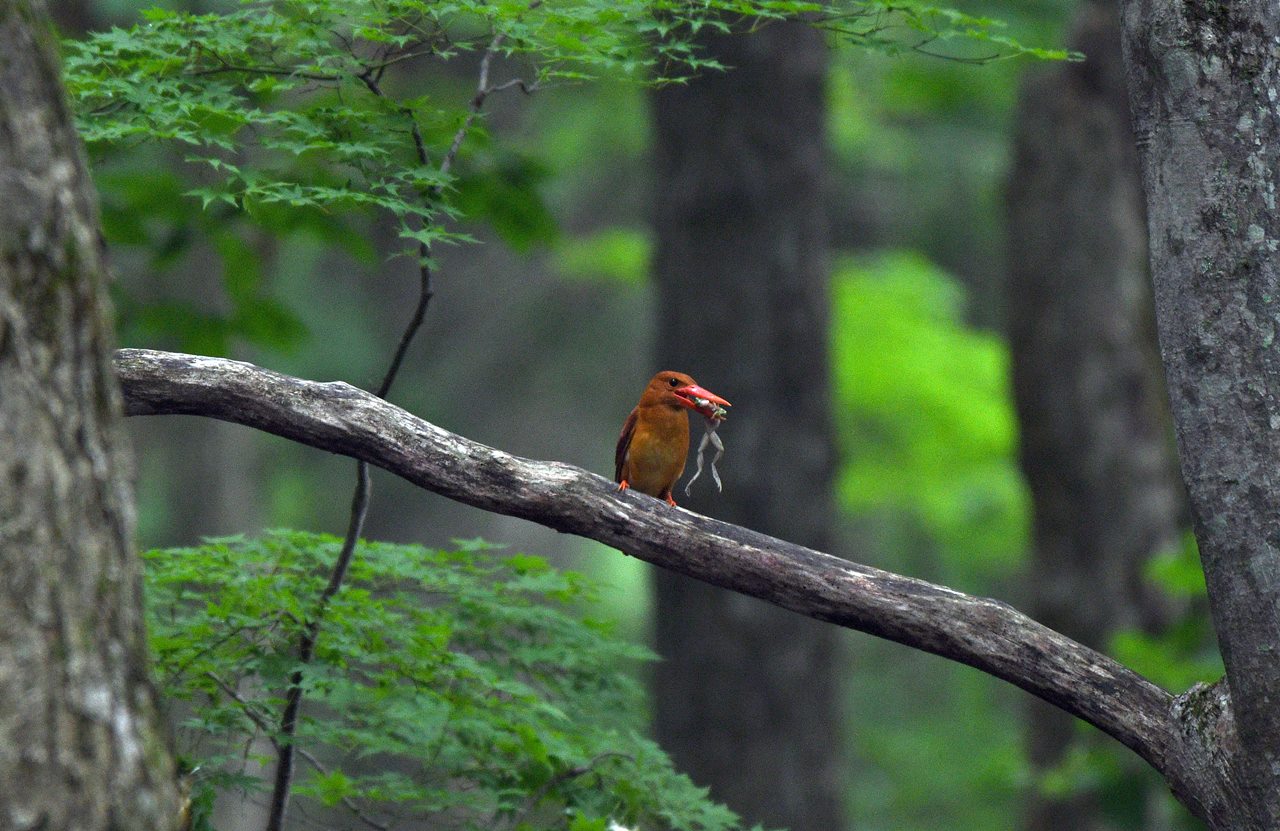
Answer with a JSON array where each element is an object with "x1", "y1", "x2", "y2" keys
[{"x1": 615, "y1": 407, "x2": 638, "y2": 482}]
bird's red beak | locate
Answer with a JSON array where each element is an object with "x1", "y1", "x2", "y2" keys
[{"x1": 673, "y1": 384, "x2": 731, "y2": 418}]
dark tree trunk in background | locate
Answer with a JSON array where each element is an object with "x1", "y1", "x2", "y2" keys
[
  {"x1": 650, "y1": 21, "x2": 843, "y2": 831},
  {"x1": 1122, "y1": 0, "x2": 1280, "y2": 824},
  {"x1": 0, "y1": 3, "x2": 178, "y2": 829},
  {"x1": 1007, "y1": 3, "x2": 1185, "y2": 828},
  {"x1": 48, "y1": 0, "x2": 96, "y2": 34}
]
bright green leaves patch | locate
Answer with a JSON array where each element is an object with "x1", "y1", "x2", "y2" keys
[
  {"x1": 65, "y1": 1, "x2": 476, "y2": 311},
  {"x1": 831, "y1": 251, "x2": 1028, "y2": 584},
  {"x1": 145, "y1": 531, "x2": 750, "y2": 831}
]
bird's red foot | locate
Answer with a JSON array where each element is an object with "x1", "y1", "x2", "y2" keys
[
  {"x1": 617, "y1": 480, "x2": 630, "y2": 493},
  {"x1": 664, "y1": 493, "x2": 678, "y2": 507}
]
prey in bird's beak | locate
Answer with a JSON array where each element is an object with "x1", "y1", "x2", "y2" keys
[
  {"x1": 675, "y1": 385, "x2": 730, "y2": 498},
  {"x1": 672, "y1": 385, "x2": 731, "y2": 421}
]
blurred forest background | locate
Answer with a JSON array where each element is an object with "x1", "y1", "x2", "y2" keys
[{"x1": 54, "y1": 0, "x2": 1222, "y2": 828}]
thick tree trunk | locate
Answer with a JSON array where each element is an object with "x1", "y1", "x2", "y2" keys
[
  {"x1": 650, "y1": 21, "x2": 843, "y2": 831},
  {"x1": 0, "y1": 3, "x2": 178, "y2": 829},
  {"x1": 1008, "y1": 3, "x2": 1184, "y2": 828},
  {"x1": 1122, "y1": 0, "x2": 1280, "y2": 826}
]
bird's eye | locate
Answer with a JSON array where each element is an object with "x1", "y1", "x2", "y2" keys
[{"x1": 668, "y1": 377, "x2": 680, "y2": 387}]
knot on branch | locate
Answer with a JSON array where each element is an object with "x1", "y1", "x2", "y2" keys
[
  {"x1": 1172, "y1": 677, "x2": 1235, "y2": 753},
  {"x1": 1168, "y1": 677, "x2": 1250, "y2": 824}
]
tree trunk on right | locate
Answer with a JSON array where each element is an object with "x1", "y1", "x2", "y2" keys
[
  {"x1": 1008, "y1": 3, "x2": 1184, "y2": 828},
  {"x1": 1122, "y1": 0, "x2": 1280, "y2": 825}
]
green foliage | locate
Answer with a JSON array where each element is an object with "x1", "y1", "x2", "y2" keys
[
  {"x1": 1030, "y1": 742, "x2": 1191, "y2": 830},
  {"x1": 63, "y1": 0, "x2": 1065, "y2": 256},
  {"x1": 831, "y1": 251, "x2": 1028, "y2": 584},
  {"x1": 98, "y1": 161, "x2": 316, "y2": 354},
  {"x1": 455, "y1": 148, "x2": 560, "y2": 251},
  {"x1": 819, "y1": 3, "x2": 1077, "y2": 62},
  {"x1": 1111, "y1": 533, "x2": 1222, "y2": 692},
  {"x1": 146, "y1": 532, "x2": 751, "y2": 831},
  {"x1": 1144, "y1": 531, "x2": 1210, "y2": 600},
  {"x1": 63, "y1": 0, "x2": 707, "y2": 256}
]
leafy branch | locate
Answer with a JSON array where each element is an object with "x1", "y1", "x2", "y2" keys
[{"x1": 503, "y1": 751, "x2": 634, "y2": 830}]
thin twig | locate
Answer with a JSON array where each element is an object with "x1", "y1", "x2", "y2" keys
[
  {"x1": 356, "y1": 71, "x2": 433, "y2": 181},
  {"x1": 206, "y1": 671, "x2": 279, "y2": 749},
  {"x1": 440, "y1": 34, "x2": 505, "y2": 180},
  {"x1": 353, "y1": 71, "x2": 434, "y2": 396},
  {"x1": 189, "y1": 43, "x2": 342, "y2": 82},
  {"x1": 165, "y1": 620, "x2": 268, "y2": 684},
  {"x1": 189, "y1": 64, "x2": 343, "y2": 81},
  {"x1": 486, "y1": 77, "x2": 538, "y2": 95},
  {"x1": 437, "y1": 0, "x2": 545, "y2": 182},
  {"x1": 207, "y1": 669, "x2": 392, "y2": 827},
  {"x1": 909, "y1": 43, "x2": 1004, "y2": 64},
  {"x1": 265, "y1": 464, "x2": 371, "y2": 831},
  {"x1": 365, "y1": 49, "x2": 431, "y2": 76}
]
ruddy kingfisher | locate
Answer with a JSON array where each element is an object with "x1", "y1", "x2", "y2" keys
[{"x1": 615, "y1": 371, "x2": 731, "y2": 506}]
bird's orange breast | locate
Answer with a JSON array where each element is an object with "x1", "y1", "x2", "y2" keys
[{"x1": 621, "y1": 406, "x2": 690, "y2": 497}]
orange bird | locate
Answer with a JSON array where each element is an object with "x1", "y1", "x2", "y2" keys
[{"x1": 615, "y1": 371, "x2": 731, "y2": 506}]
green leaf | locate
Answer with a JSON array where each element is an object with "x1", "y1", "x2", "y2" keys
[{"x1": 454, "y1": 152, "x2": 559, "y2": 252}]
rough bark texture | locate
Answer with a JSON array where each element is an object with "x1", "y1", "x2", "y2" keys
[
  {"x1": 114, "y1": 347, "x2": 1235, "y2": 820},
  {"x1": 1008, "y1": 4, "x2": 1184, "y2": 828},
  {"x1": 0, "y1": 3, "x2": 178, "y2": 829},
  {"x1": 1122, "y1": 0, "x2": 1280, "y2": 826},
  {"x1": 649, "y1": 21, "x2": 841, "y2": 830}
]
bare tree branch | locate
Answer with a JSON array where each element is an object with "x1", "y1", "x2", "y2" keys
[{"x1": 113, "y1": 347, "x2": 1236, "y2": 821}]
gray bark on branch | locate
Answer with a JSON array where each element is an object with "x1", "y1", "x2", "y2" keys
[{"x1": 114, "y1": 347, "x2": 1223, "y2": 822}]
